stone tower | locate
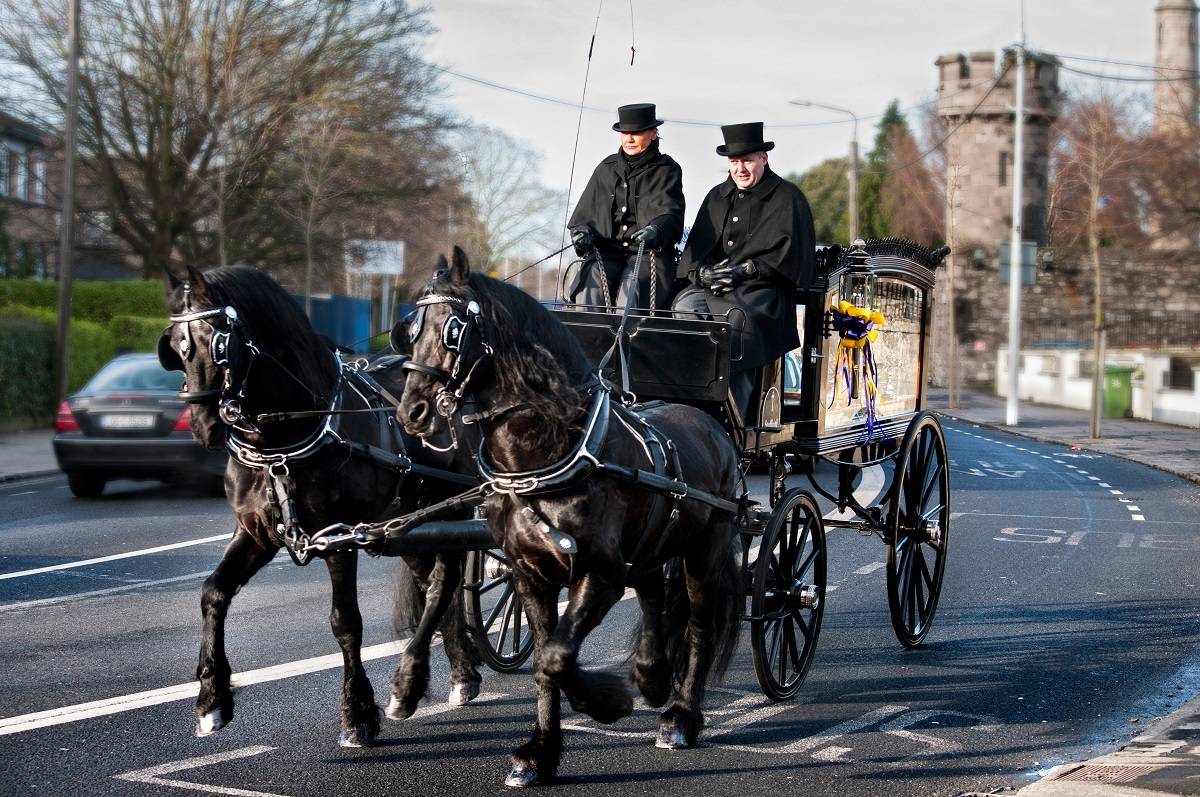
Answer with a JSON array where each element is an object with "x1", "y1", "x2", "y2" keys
[
  {"x1": 1153, "y1": 0, "x2": 1198, "y2": 133},
  {"x1": 935, "y1": 50, "x2": 1061, "y2": 249}
]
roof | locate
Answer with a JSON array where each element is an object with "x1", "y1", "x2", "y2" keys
[{"x1": 0, "y1": 110, "x2": 51, "y2": 146}]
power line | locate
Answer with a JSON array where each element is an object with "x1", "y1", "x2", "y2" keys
[
  {"x1": 1052, "y1": 51, "x2": 1199, "y2": 75},
  {"x1": 1052, "y1": 60, "x2": 1200, "y2": 83}
]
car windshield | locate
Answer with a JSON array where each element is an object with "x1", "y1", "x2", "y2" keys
[{"x1": 85, "y1": 358, "x2": 184, "y2": 393}]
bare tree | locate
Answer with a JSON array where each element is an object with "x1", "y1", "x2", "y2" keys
[
  {"x1": 451, "y1": 126, "x2": 566, "y2": 274},
  {"x1": 0, "y1": 0, "x2": 445, "y2": 277},
  {"x1": 881, "y1": 125, "x2": 944, "y2": 246},
  {"x1": 1049, "y1": 89, "x2": 1144, "y2": 438}
]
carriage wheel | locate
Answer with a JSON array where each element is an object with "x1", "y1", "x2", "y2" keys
[
  {"x1": 886, "y1": 412, "x2": 950, "y2": 648},
  {"x1": 464, "y1": 548, "x2": 534, "y2": 672},
  {"x1": 750, "y1": 488, "x2": 826, "y2": 701}
]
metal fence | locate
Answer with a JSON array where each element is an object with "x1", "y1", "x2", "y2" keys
[{"x1": 1026, "y1": 311, "x2": 1200, "y2": 350}]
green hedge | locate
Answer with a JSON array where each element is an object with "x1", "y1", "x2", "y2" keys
[
  {"x1": 0, "y1": 306, "x2": 116, "y2": 393},
  {"x1": 0, "y1": 279, "x2": 167, "y2": 323},
  {"x1": 0, "y1": 317, "x2": 56, "y2": 425},
  {"x1": 110, "y1": 314, "x2": 168, "y2": 354}
]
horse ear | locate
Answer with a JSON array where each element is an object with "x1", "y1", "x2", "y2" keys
[
  {"x1": 449, "y1": 246, "x2": 470, "y2": 286},
  {"x1": 186, "y1": 264, "x2": 210, "y2": 303},
  {"x1": 434, "y1": 254, "x2": 449, "y2": 275},
  {"x1": 164, "y1": 267, "x2": 182, "y2": 292}
]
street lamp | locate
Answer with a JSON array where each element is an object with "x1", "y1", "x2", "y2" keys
[{"x1": 789, "y1": 99, "x2": 859, "y2": 242}]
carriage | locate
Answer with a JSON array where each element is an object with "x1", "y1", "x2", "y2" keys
[{"x1": 326, "y1": 237, "x2": 950, "y2": 702}]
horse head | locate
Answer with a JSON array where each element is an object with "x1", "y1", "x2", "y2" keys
[{"x1": 397, "y1": 247, "x2": 489, "y2": 440}]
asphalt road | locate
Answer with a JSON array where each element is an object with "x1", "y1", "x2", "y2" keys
[{"x1": 1, "y1": 418, "x2": 1198, "y2": 797}]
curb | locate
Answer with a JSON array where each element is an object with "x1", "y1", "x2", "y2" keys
[
  {"x1": 0, "y1": 469, "x2": 61, "y2": 485},
  {"x1": 933, "y1": 411, "x2": 1200, "y2": 487}
]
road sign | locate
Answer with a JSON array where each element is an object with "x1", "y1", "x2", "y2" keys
[{"x1": 998, "y1": 240, "x2": 1037, "y2": 286}]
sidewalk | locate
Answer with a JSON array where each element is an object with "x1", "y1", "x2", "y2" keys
[
  {"x1": 0, "y1": 428, "x2": 58, "y2": 482},
  {"x1": 929, "y1": 387, "x2": 1200, "y2": 486}
]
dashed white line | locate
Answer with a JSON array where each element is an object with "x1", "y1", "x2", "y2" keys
[
  {"x1": 1132, "y1": 515, "x2": 1146, "y2": 522},
  {"x1": 1126, "y1": 506, "x2": 1142, "y2": 512},
  {"x1": 0, "y1": 571, "x2": 210, "y2": 614},
  {"x1": 854, "y1": 562, "x2": 886, "y2": 575},
  {"x1": 1099, "y1": 482, "x2": 1112, "y2": 488},
  {"x1": 9, "y1": 490, "x2": 35, "y2": 496},
  {"x1": 1110, "y1": 490, "x2": 1124, "y2": 495}
]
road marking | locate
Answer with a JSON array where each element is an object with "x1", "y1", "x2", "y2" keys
[
  {"x1": 1099, "y1": 482, "x2": 1112, "y2": 487},
  {"x1": 1133, "y1": 515, "x2": 1146, "y2": 521},
  {"x1": 1087, "y1": 476, "x2": 1101, "y2": 481},
  {"x1": 0, "y1": 590, "x2": 628, "y2": 736},
  {"x1": 854, "y1": 562, "x2": 886, "y2": 575},
  {"x1": 114, "y1": 745, "x2": 286, "y2": 796},
  {"x1": 0, "y1": 571, "x2": 211, "y2": 615},
  {"x1": 0, "y1": 534, "x2": 230, "y2": 580},
  {"x1": 9, "y1": 490, "x2": 35, "y2": 496},
  {"x1": 1127, "y1": 506, "x2": 1142, "y2": 512},
  {"x1": 1110, "y1": 490, "x2": 1124, "y2": 495}
]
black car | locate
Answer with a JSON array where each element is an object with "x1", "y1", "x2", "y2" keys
[{"x1": 53, "y1": 353, "x2": 227, "y2": 497}]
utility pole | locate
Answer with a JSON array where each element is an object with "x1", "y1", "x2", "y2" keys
[
  {"x1": 788, "y1": 99, "x2": 859, "y2": 240},
  {"x1": 1005, "y1": 0, "x2": 1026, "y2": 427},
  {"x1": 55, "y1": 0, "x2": 81, "y2": 406}
]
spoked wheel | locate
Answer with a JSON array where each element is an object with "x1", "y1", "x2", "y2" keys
[
  {"x1": 750, "y1": 488, "x2": 827, "y2": 701},
  {"x1": 464, "y1": 548, "x2": 534, "y2": 672},
  {"x1": 886, "y1": 411, "x2": 951, "y2": 648}
]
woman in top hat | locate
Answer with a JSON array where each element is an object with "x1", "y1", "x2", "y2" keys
[
  {"x1": 672, "y1": 121, "x2": 816, "y2": 417},
  {"x1": 567, "y1": 103, "x2": 685, "y2": 310}
]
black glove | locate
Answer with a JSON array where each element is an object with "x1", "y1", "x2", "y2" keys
[
  {"x1": 631, "y1": 225, "x2": 659, "y2": 248},
  {"x1": 702, "y1": 260, "x2": 757, "y2": 296},
  {"x1": 570, "y1": 226, "x2": 595, "y2": 257}
]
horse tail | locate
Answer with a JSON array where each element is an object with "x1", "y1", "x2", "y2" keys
[
  {"x1": 392, "y1": 558, "x2": 426, "y2": 638},
  {"x1": 663, "y1": 536, "x2": 743, "y2": 685}
]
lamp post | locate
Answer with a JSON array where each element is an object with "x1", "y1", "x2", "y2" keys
[
  {"x1": 55, "y1": 0, "x2": 81, "y2": 406},
  {"x1": 789, "y1": 99, "x2": 859, "y2": 241}
]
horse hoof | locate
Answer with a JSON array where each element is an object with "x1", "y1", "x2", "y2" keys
[
  {"x1": 391, "y1": 696, "x2": 420, "y2": 720},
  {"x1": 448, "y1": 680, "x2": 480, "y2": 706},
  {"x1": 195, "y1": 709, "x2": 225, "y2": 738},
  {"x1": 504, "y1": 767, "x2": 539, "y2": 788},
  {"x1": 655, "y1": 726, "x2": 691, "y2": 750},
  {"x1": 338, "y1": 726, "x2": 375, "y2": 748}
]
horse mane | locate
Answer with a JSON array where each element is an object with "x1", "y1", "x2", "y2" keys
[
  {"x1": 424, "y1": 269, "x2": 594, "y2": 445},
  {"x1": 174, "y1": 265, "x2": 338, "y2": 402}
]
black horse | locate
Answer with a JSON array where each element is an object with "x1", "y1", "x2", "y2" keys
[
  {"x1": 397, "y1": 249, "x2": 743, "y2": 787},
  {"x1": 159, "y1": 264, "x2": 482, "y2": 747}
]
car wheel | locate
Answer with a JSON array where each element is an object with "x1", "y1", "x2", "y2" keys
[{"x1": 67, "y1": 471, "x2": 107, "y2": 498}]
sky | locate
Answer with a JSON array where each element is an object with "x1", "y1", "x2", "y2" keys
[{"x1": 424, "y1": 0, "x2": 1171, "y2": 229}]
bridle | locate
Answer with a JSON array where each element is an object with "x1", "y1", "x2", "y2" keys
[
  {"x1": 400, "y1": 293, "x2": 493, "y2": 425},
  {"x1": 158, "y1": 283, "x2": 263, "y2": 436}
]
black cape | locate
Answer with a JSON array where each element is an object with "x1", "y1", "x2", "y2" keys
[
  {"x1": 677, "y1": 167, "x2": 816, "y2": 370},
  {"x1": 568, "y1": 143, "x2": 685, "y2": 256}
]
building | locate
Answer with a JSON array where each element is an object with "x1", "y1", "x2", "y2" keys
[
  {"x1": 1153, "y1": 0, "x2": 1199, "y2": 133},
  {"x1": 0, "y1": 111, "x2": 55, "y2": 278}
]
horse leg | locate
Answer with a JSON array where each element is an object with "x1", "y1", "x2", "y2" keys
[
  {"x1": 657, "y1": 538, "x2": 738, "y2": 750},
  {"x1": 543, "y1": 572, "x2": 633, "y2": 725},
  {"x1": 195, "y1": 529, "x2": 276, "y2": 737},
  {"x1": 387, "y1": 553, "x2": 462, "y2": 720},
  {"x1": 505, "y1": 572, "x2": 561, "y2": 788},
  {"x1": 324, "y1": 549, "x2": 381, "y2": 748},
  {"x1": 440, "y1": 554, "x2": 482, "y2": 706},
  {"x1": 630, "y1": 570, "x2": 672, "y2": 708}
]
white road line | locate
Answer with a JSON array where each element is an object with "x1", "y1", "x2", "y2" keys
[
  {"x1": 9, "y1": 490, "x2": 35, "y2": 496},
  {"x1": 0, "y1": 534, "x2": 230, "y2": 580},
  {"x1": 1099, "y1": 482, "x2": 1112, "y2": 487},
  {"x1": 1110, "y1": 489, "x2": 1124, "y2": 495},
  {"x1": 0, "y1": 571, "x2": 210, "y2": 615},
  {"x1": 1127, "y1": 506, "x2": 1142, "y2": 512},
  {"x1": 854, "y1": 562, "x2": 886, "y2": 575},
  {"x1": 1087, "y1": 476, "x2": 1101, "y2": 481},
  {"x1": 0, "y1": 590, "x2": 632, "y2": 736},
  {"x1": 114, "y1": 745, "x2": 286, "y2": 797},
  {"x1": 1132, "y1": 515, "x2": 1146, "y2": 521}
]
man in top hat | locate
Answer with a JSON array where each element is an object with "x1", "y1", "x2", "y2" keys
[
  {"x1": 567, "y1": 103, "x2": 685, "y2": 310},
  {"x1": 672, "y1": 121, "x2": 816, "y2": 416}
]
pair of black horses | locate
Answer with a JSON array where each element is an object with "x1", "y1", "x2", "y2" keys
[{"x1": 162, "y1": 249, "x2": 743, "y2": 787}]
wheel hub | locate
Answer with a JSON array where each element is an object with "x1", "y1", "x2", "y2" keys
[
  {"x1": 920, "y1": 518, "x2": 942, "y2": 545},
  {"x1": 791, "y1": 583, "x2": 820, "y2": 610},
  {"x1": 484, "y1": 558, "x2": 509, "y2": 580}
]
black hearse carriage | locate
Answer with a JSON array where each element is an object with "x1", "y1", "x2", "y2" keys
[{"x1": 549, "y1": 238, "x2": 951, "y2": 699}]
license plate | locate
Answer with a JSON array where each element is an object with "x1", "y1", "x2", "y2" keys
[{"x1": 99, "y1": 414, "x2": 156, "y2": 430}]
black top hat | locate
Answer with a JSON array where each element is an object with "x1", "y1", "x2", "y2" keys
[
  {"x1": 716, "y1": 122, "x2": 775, "y2": 157},
  {"x1": 612, "y1": 103, "x2": 663, "y2": 132}
]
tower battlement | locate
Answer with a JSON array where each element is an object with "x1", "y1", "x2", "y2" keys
[{"x1": 935, "y1": 50, "x2": 1061, "y2": 122}]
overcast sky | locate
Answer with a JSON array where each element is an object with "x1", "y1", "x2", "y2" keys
[{"x1": 425, "y1": 1, "x2": 1173, "y2": 230}]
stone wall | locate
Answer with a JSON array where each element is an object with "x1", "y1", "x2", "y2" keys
[{"x1": 929, "y1": 247, "x2": 1200, "y2": 387}]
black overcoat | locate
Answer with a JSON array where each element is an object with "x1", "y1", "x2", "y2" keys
[
  {"x1": 568, "y1": 143, "x2": 685, "y2": 257},
  {"x1": 677, "y1": 167, "x2": 816, "y2": 370}
]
